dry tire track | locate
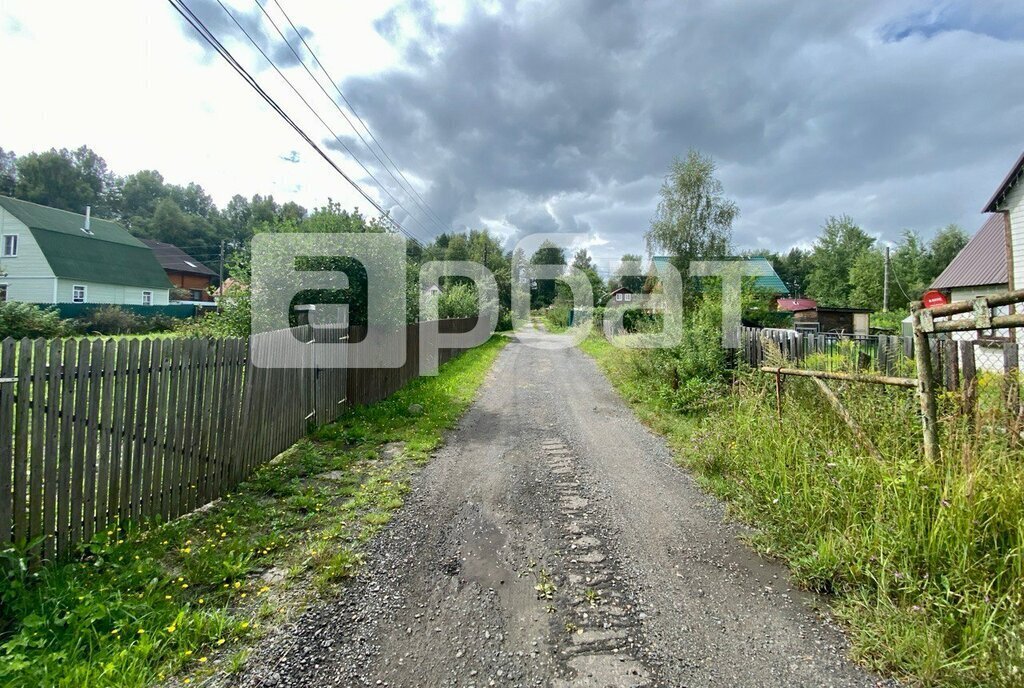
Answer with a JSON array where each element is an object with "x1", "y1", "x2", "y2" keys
[{"x1": 231, "y1": 326, "x2": 887, "y2": 688}]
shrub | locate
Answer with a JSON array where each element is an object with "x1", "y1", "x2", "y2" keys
[
  {"x1": 0, "y1": 302, "x2": 69, "y2": 339},
  {"x1": 73, "y1": 306, "x2": 149, "y2": 335},
  {"x1": 437, "y1": 283, "x2": 479, "y2": 319}
]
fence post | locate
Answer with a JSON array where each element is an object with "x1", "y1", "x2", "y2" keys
[
  {"x1": 960, "y1": 340, "x2": 977, "y2": 419},
  {"x1": 911, "y1": 304, "x2": 940, "y2": 463}
]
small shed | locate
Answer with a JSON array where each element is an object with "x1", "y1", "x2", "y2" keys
[{"x1": 790, "y1": 306, "x2": 871, "y2": 335}]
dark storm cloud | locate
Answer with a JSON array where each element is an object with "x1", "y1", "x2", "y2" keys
[
  {"x1": 338, "y1": 0, "x2": 1024, "y2": 261},
  {"x1": 190, "y1": 0, "x2": 1024, "y2": 263},
  {"x1": 175, "y1": 0, "x2": 313, "y2": 70}
]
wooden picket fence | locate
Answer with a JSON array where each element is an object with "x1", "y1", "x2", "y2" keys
[{"x1": 0, "y1": 317, "x2": 478, "y2": 562}]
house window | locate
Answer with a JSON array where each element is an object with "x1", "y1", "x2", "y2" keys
[
  {"x1": 142, "y1": 290, "x2": 153, "y2": 306},
  {"x1": 190, "y1": 289, "x2": 203, "y2": 301},
  {"x1": 72, "y1": 285, "x2": 86, "y2": 303},
  {"x1": 615, "y1": 293, "x2": 623, "y2": 302},
  {"x1": 2, "y1": 234, "x2": 17, "y2": 257},
  {"x1": 624, "y1": 293, "x2": 632, "y2": 302},
  {"x1": 0, "y1": 284, "x2": 7, "y2": 302}
]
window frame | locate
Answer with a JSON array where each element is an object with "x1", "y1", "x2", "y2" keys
[
  {"x1": 2, "y1": 234, "x2": 18, "y2": 257},
  {"x1": 142, "y1": 290, "x2": 153, "y2": 306},
  {"x1": 72, "y1": 284, "x2": 87, "y2": 303},
  {"x1": 615, "y1": 293, "x2": 623, "y2": 302}
]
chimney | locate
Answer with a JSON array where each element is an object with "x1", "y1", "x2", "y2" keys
[{"x1": 84, "y1": 206, "x2": 91, "y2": 232}]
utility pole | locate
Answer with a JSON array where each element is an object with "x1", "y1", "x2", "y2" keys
[{"x1": 883, "y1": 245, "x2": 890, "y2": 313}]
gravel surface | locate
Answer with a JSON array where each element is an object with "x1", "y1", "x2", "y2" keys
[{"x1": 231, "y1": 326, "x2": 890, "y2": 687}]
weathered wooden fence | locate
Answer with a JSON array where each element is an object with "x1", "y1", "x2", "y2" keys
[{"x1": 0, "y1": 317, "x2": 478, "y2": 561}]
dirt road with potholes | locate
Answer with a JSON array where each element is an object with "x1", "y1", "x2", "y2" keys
[{"x1": 234, "y1": 326, "x2": 888, "y2": 687}]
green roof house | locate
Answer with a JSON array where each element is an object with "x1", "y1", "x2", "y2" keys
[
  {"x1": 651, "y1": 255, "x2": 790, "y2": 295},
  {"x1": 0, "y1": 196, "x2": 172, "y2": 305}
]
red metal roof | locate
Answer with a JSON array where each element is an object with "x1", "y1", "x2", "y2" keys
[
  {"x1": 776, "y1": 297, "x2": 817, "y2": 312},
  {"x1": 983, "y1": 150, "x2": 1024, "y2": 212},
  {"x1": 930, "y1": 213, "x2": 1007, "y2": 290}
]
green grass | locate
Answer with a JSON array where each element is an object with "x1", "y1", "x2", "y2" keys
[
  {"x1": 0, "y1": 336, "x2": 507, "y2": 687},
  {"x1": 580, "y1": 332, "x2": 1024, "y2": 687}
]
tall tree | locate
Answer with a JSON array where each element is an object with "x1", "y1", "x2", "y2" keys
[
  {"x1": 848, "y1": 247, "x2": 885, "y2": 310},
  {"x1": 645, "y1": 149, "x2": 737, "y2": 298},
  {"x1": 612, "y1": 254, "x2": 646, "y2": 294},
  {"x1": 530, "y1": 241, "x2": 567, "y2": 308},
  {"x1": 0, "y1": 147, "x2": 16, "y2": 196},
  {"x1": 14, "y1": 146, "x2": 115, "y2": 214},
  {"x1": 806, "y1": 215, "x2": 875, "y2": 306},
  {"x1": 925, "y1": 223, "x2": 969, "y2": 283},
  {"x1": 889, "y1": 230, "x2": 929, "y2": 310},
  {"x1": 571, "y1": 249, "x2": 606, "y2": 304}
]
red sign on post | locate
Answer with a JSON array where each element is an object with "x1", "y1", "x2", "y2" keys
[{"x1": 922, "y1": 289, "x2": 948, "y2": 309}]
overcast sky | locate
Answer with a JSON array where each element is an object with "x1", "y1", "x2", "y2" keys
[{"x1": 1, "y1": 0, "x2": 1022, "y2": 272}]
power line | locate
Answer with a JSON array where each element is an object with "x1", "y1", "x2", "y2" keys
[
  {"x1": 258, "y1": 0, "x2": 450, "y2": 236},
  {"x1": 206, "y1": 0, "x2": 432, "y2": 245},
  {"x1": 166, "y1": 0, "x2": 425, "y2": 247}
]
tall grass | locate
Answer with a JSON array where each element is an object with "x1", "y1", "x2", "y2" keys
[{"x1": 582, "y1": 333, "x2": 1024, "y2": 686}]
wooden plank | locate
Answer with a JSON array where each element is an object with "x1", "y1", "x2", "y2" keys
[
  {"x1": 82, "y1": 339, "x2": 103, "y2": 543},
  {"x1": 960, "y1": 340, "x2": 977, "y2": 418},
  {"x1": 191, "y1": 340, "x2": 211, "y2": 510},
  {"x1": 0, "y1": 339, "x2": 15, "y2": 546},
  {"x1": 41, "y1": 340, "x2": 62, "y2": 560},
  {"x1": 129, "y1": 339, "x2": 152, "y2": 523},
  {"x1": 141, "y1": 339, "x2": 162, "y2": 521},
  {"x1": 68, "y1": 339, "x2": 91, "y2": 549},
  {"x1": 13, "y1": 339, "x2": 31, "y2": 544},
  {"x1": 943, "y1": 339, "x2": 959, "y2": 392},
  {"x1": 181, "y1": 339, "x2": 203, "y2": 513},
  {"x1": 222, "y1": 339, "x2": 244, "y2": 488},
  {"x1": 28, "y1": 338, "x2": 46, "y2": 554},
  {"x1": 109, "y1": 340, "x2": 131, "y2": 526},
  {"x1": 55, "y1": 339, "x2": 76, "y2": 557},
  {"x1": 95, "y1": 339, "x2": 117, "y2": 537},
  {"x1": 161, "y1": 339, "x2": 184, "y2": 521},
  {"x1": 1004, "y1": 342, "x2": 1020, "y2": 418}
]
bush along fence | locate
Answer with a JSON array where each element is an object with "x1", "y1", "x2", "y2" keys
[
  {"x1": 738, "y1": 289, "x2": 1024, "y2": 461},
  {"x1": 0, "y1": 317, "x2": 478, "y2": 562}
]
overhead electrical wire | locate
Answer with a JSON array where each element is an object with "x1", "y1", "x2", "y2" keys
[
  {"x1": 256, "y1": 0, "x2": 450, "y2": 236},
  {"x1": 166, "y1": 0, "x2": 426, "y2": 246},
  {"x1": 266, "y1": 0, "x2": 451, "y2": 235},
  {"x1": 206, "y1": 0, "x2": 433, "y2": 245}
]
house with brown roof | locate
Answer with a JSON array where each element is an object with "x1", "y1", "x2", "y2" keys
[
  {"x1": 140, "y1": 239, "x2": 217, "y2": 303},
  {"x1": 983, "y1": 150, "x2": 1024, "y2": 292},
  {"x1": 930, "y1": 213, "x2": 1008, "y2": 302}
]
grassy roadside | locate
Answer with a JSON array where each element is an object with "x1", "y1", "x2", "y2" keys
[
  {"x1": 0, "y1": 336, "x2": 507, "y2": 688},
  {"x1": 579, "y1": 332, "x2": 1024, "y2": 687}
]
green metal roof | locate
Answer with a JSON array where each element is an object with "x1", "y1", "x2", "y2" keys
[
  {"x1": 0, "y1": 196, "x2": 172, "y2": 289},
  {"x1": 652, "y1": 255, "x2": 790, "y2": 295}
]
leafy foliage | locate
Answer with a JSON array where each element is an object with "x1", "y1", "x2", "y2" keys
[
  {"x1": 0, "y1": 302, "x2": 69, "y2": 339},
  {"x1": 645, "y1": 149, "x2": 737, "y2": 300}
]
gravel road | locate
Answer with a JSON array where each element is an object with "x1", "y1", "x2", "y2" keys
[{"x1": 233, "y1": 326, "x2": 887, "y2": 688}]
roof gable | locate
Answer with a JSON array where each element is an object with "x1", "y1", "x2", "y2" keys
[
  {"x1": 141, "y1": 239, "x2": 217, "y2": 276},
  {"x1": 983, "y1": 150, "x2": 1024, "y2": 213},
  {"x1": 930, "y1": 213, "x2": 1007, "y2": 290},
  {"x1": 0, "y1": 195, "x2": 144, "y2": 246},
  {"x1": 0, "y1": 196, "x2": 171, "y2": 289}
]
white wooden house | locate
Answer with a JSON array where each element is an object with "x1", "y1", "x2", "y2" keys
[{"x1": 0, "y1": 196, "x2": 172, "y2": 305}]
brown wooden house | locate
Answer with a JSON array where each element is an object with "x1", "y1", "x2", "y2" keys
[{"x1": 141, "y1": 239, "x2": 217, "y2": 303}]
